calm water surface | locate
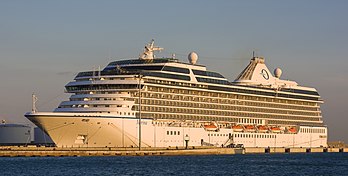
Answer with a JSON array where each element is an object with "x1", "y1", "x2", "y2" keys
[{"x1": 0, "y1": 153, "x2": 347, "y2": 176}]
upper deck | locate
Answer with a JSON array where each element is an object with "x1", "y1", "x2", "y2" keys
[
  {"x1": 54, "y1": 40, "x2": 325, "y2": 127},
  {"x1": 70, "y1": 56, "x2": 320, "y2": 102}
]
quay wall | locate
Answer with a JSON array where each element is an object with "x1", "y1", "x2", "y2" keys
[
  {"x1": 0, "y1": 146, "x2": 243, "y2": 157},
  {"x1": 0, "y1": 147, "x2": 347, "y2": 157}
]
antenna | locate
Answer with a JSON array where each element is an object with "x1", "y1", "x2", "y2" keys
[
  {"x1": 32, "y1": 93, "x2": 38, "y2": 113},
  {"x1": 98, "y1": 66, "x2": 101, "y2": 79},
  {"x1": 252, "y1": 51, "x2": 255, "y2": 58}
]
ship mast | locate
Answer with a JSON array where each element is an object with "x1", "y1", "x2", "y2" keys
[
  {"x1": 32, "y1": 93, "x2": 38, "y2": 113},
  {"x1": 139, "y1": 39, "x2": 164, "y2": 60}
]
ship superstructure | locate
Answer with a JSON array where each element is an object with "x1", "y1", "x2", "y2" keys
[{"x1": 25, "y1": 40, "x2": 327, "y2": 148}]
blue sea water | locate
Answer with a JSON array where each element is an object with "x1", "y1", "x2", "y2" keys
[{"x1": 0, "y1": 153, "x2": 347, "y2": 176}]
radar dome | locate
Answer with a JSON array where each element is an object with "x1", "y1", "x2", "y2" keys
[
  {"x1": 188, "y1": 52, "x2": 198, "y2": 64},
  {"x1": 274, "y1": 68, "x2": 282, "y2": 78}
]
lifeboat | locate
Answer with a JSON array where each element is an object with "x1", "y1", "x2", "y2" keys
[
  {"x1": 204, "y1": 123, "x2": 219, "y2": 131},
  {"x1": 270, "y1": 126, "x2": 282, "y2": 133},
  {"x1": 257, "y1": 125, "x2": 269, "y2": 133},
  {"x1": 232, "y1": 125, "x2": 244, "y2": 132},
  {"x1": 287, "y1": 127, "x2": 297, "y2": 134},
  {"x1": 244, "y1": 125, "x2": 256, "y2": 132}
]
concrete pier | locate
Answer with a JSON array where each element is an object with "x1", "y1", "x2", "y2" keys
[
  {"x1": 269, "y1": 148, "x2": 286, "y2": 153},
  {"x1": 0, "y1": 146, "x2": 243, "y2": 157},
  {"x1": 244, "y1": 147, "x2": 265, "y2": 154},
  {"x1": 311, "y1": 148, "x2": 324, "y2": 153},
  {"x1": 290, "y1": 148, "x2": 307, "y2": 153},
  {"x1": 0, "y1": 146, "x2": 347, "y2": 157},
  {"x1": 328, "y1": 148, "x2": 341, "y2": 153}
]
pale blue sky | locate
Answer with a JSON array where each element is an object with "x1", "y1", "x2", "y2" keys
[{"x1": 0, "y1": 0, "x2": 347, "y2": 142}]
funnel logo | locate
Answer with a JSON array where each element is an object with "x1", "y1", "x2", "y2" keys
[{"x1": 261, "y1": 69, "x2": 269, "y2": 80}]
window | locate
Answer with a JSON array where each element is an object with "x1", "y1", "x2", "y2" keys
[
  {"x1": 196, "y1": 77, "x2": 229, "y2": 85},
  {"x1": 162, "y1": 66, "x2": 190, "y2": 74},
  {"x1": 192, "y1": 70, "x2": 225, "y2": 78},
  {"x1": 143, "y1": 72, "x2": 190, "y2": 81}
]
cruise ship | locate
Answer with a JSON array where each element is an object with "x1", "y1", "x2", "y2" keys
[{"x1": 25, "y1": 40, "x2": 327, "y2": 148}]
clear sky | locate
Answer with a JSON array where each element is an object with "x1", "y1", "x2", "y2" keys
[{"x1": 0, "y1": 0, "x2": 347, "y2": 142}]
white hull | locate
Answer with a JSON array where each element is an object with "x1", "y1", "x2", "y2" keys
[
  {"x1": 26, "y1": 112, "x2": 327, "y2": 148},
  {"x1": 24, "y1": 41, "x2": 328, "y2": 149}
]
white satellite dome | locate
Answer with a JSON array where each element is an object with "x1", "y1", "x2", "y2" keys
[
  {"x1": 274, "y1": 68, "x2": 282, "y2": 78},
  {"x1": 188, "y1": 52, "x2": 198, "y2": 64}
]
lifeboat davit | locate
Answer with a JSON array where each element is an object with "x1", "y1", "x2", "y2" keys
[
  {"x1": 257, "y1": 125, "x2": 269, "y2": 133},
  {"x1": 204, "y1": 123, "x2": 219, "y2": 131},
  {"x1": 232, "y1": 125, "x2": 244, "y2": 132},
  {"x1": 270, "y1": 126, "x2": 282, "y2": 133},
  {"x1": 287, "y1": 127, "x2": 297, "y2": 134},
  {"x1": 244, "y1": 125, "x2": 256, "y2": 132}
]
